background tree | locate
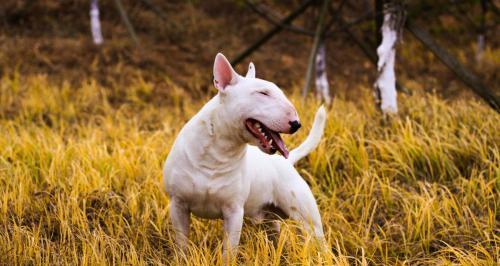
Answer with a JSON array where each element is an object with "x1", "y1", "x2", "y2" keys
[
  {"x1": 90, "y1": 0, "x2": 103, "y2": 45},
  {"x1": 374, "y1": 1, "x2": 405, "y2": 114}
]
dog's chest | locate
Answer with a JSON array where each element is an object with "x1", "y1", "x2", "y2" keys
[{"x1": 186, "y1": 173, "x2": 246, "y2": 218}]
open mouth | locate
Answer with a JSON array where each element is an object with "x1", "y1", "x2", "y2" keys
[{"x1": 245, "y1": 119, "x2": 289, "y2": 158}]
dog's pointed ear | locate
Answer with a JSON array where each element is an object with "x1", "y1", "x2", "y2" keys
[
  {"x1": 245, "y1": 62, "x2": 255, "y2": 78},
  {"x1": 213, "y1": 53, "x2": 239, "y2": 91}
]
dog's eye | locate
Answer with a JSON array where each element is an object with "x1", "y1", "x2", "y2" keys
[{"x1": 258, "y1": 91, "x2": 270, "y2": 96}]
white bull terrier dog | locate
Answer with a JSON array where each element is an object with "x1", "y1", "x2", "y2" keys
[{"x1": 163, "y1": 53, "x2": 327, "y2": 254}]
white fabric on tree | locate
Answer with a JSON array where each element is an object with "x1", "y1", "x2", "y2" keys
[
  {"x1": 90, "y1": 0, "x2": 103, "y2": 45},
  {"x1": 374, "y1": 11, "x2": 398, "y2": 114},
  {"x1": 315, "y1": 42, "x2": 331, "y2": 105}
]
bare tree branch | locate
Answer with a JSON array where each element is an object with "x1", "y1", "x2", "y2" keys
[
  {"x1": 231, "y1": 0, "x2": 315, "y2": 67},
  {"x1": 244, "y1": 0, "x2": 314, "y2": 36},
  {"x1": 245, "y1": 0, "x2": 375, "y2": 38},
  {"x1": 406, "y1": 19, "x2": 499, "y2": 112},
  {"x1": 140, "y1": 0, "x2": 168, "y2": 21},
  {"x1": 114, "y1": 0, "x2": 139, "y2": 46}
]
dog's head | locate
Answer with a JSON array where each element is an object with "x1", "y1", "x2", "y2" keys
[{"x1": 213, "y1": 53, "x2": 300, "y2": 158}]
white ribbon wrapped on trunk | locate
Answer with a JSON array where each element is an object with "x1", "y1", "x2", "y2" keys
[
  {"x1": 90, "y1": 0, "x2": 103, "y2": 45},
  {"x1": 315, "y1": 42, "x2": 331, "y2": 105},
  {"x1": 374, "y1": 6, "x2": 399, "y2": 114}
]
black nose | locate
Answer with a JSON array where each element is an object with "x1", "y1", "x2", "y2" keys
[{"x1": 289, "y1": 120, "x2": 301, "y2": 134}]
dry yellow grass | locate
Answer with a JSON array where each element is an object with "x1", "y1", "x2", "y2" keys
[{"x1": 0, "y1": 74, "x2": 498, "y2": 265}]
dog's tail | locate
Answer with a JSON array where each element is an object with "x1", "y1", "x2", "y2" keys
[{"x1": 288, "y1": 105, "x2": 327, "y2": 165}]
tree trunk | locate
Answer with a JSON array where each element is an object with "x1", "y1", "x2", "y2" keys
[
  {"x1": 374, "y1": 5, "x2": 399, "y2": 114},
  {"x1": 90, "y1": 0, "x2": 103, "y2": 45},
  {"x1": 375, "y1": 0, "x2": 384, "y2": 46},
  {"x1": 315, "y1": 42, "x2": 331, "y2": 105},
  {"x1": 302, "y1": 0, "x2": 330, "y2": 99},
  {"x1": 476, "y1": 0, "x2": 487, "y2": 63}
]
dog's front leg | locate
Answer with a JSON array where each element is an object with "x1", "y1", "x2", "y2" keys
[
  {"x1": 222, "y1": 206, "x2": 244, "y2": 257},
  {"x1": 169, "y1": 197, "x2": 191, "y2": 250}
]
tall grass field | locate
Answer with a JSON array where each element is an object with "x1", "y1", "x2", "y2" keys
[{"x1": 0, "y1": 74, "x2": 498, "y2": 265}]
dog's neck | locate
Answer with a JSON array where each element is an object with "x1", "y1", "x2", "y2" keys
[{"x1": 186, "y1": 95, "x2": 247, "y2": 176}]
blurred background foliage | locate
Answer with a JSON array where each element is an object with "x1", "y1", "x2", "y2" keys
[{"x1": 0, "y1": 0, "x2": 498, "y2": 102}]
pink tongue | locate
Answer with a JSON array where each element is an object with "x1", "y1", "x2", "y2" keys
[{"x1": 269, "y1": 131, "x2": 289, "y2": 158}]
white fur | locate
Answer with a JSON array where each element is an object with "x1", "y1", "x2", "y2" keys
[
  {"x1": 288, "y1": 105, "x2": 326, "y2": 165},
  {"x1": 163, "y1": 53, "x2": 326, "y2": 254}
]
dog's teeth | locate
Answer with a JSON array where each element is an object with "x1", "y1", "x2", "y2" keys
[
  {"x1": 256, "y1": 123, "x2": 261, "y2": 129},
  {"x1": 269, "y1": 139, "x2": 273, "y2": 145}
]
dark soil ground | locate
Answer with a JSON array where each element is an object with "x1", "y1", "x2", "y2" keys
[{"x1": 0, "y1": 0, "x2": 498, "y2": 103}]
